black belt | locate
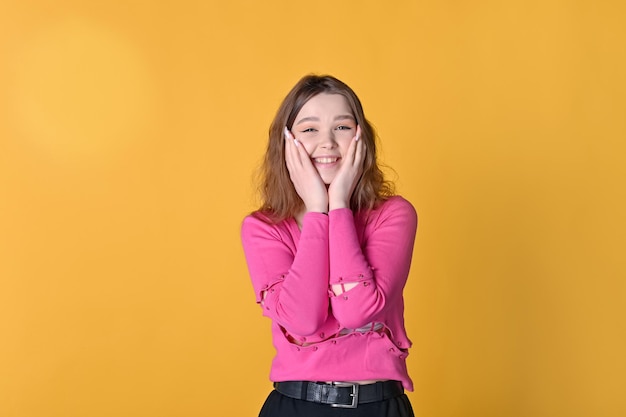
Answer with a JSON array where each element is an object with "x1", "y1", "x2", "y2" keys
[{"x1": 273, "y1": 380, "x2": 404, "y2": 408}]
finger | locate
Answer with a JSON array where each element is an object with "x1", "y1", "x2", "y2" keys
[
  {"x1": 284, "y1": 131, "x2": 295, "y2": 171},
  {"x1": 342, "y1": 128, "x2": 359, "y2": 167},
  {"x1": 354, "y1": 133, "x2": 365, "y2": 168},
  {"x1": 351, "y1": 125, "x2": 365, "y2": 167},
  {"x1": 284, "y1": 128, "x2": 302, "y2": 170},
  {"x1": 288, "y1": 130, "x2": 310, "y2": 170},
  {"x1": 289, "y1": 134, "x2": 318, "y2": 175},
  {"x1": 286, "y1": 128, "x2": 324, "y2": 186},
  {"x1": 294, "y1": 137, "x2": 312, "y2": 168}
]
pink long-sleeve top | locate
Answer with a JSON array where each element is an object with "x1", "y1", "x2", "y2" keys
[{"x1": 241, "y1": 196, "x2": 417, "y2": 391}]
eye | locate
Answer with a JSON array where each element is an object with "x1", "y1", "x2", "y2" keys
[
  {"x1": 300, "y1": 127, "x2": 317, "y2": 133},
  {"x1": 336, "y1": 125, "x2": 352, "y2": 131}
]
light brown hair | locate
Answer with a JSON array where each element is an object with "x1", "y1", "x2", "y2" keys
[{"x1": 257, "y1": 74, "x2": 395, "y2": 223}]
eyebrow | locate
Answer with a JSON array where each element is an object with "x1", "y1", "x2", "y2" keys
[{"x1": 294, "y1": 114, "x2": 356, "y2": 126}]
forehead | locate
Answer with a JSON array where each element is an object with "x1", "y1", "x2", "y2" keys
[{"x1": 297, "y1": 93, "x2": 352, "y2": 117}]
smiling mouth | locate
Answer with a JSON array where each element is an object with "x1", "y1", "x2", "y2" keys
[{"x1": 313, "y1": 157, "x2": 339, "y2": 164}]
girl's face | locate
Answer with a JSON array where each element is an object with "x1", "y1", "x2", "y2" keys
[{"x1": 290, "y1": 93, "x2": 358, "y2": 185}]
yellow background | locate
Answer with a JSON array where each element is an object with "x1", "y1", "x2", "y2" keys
[{"x1": 1, "y1": 1, "x2": 624, "y2": 416}]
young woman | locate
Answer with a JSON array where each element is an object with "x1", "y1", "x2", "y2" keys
[{"x1": 241, "y1": 75, "x2": 417, "y2": 417}]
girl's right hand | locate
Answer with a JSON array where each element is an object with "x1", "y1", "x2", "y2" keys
[{"x1": 284, "y1": 127, "x2": 329, "y2": 213}]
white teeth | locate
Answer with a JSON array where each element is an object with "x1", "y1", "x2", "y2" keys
[{"x1": 314, "y1": 157, "x2": 338, "y2": 164}]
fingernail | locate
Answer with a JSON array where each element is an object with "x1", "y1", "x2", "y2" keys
[
  {"x1": 283, "y1": 126, "x2": 292, "y2": 139},
  {"x1": 294, "y1": 139, "x2": 300, "y2": 147}
]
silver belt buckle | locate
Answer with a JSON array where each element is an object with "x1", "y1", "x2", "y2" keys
[{"x1": 330, "y1": 382, "x2": 359, "y2": 408}]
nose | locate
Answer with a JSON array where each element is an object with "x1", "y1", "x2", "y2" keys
[{"x1": 319, "y1": 129, "x2": 338, "y2": 149}]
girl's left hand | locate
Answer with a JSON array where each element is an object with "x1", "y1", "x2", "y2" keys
[{"x1": 328, "y1": 125, "x2": 365, "y2": 210}]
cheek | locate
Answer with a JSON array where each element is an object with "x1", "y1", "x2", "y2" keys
[
  {"x1": 337, "y1": 137, "x2": 354, "y2": 154},
  {"x1": 301, "y1": 142, "x2": 315, "y2": 156}
]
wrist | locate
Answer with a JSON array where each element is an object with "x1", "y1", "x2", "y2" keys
[
  {"x1": 328, "y1": 194, "x2": 350, "y2": 211},
  {"x1": 306, "y1": 208, "x2": 329, "y2": 215},
  {"x1": 305, "y1": 203, "x2": 329, "y2": 213},
  {"x1": 329, "y1": 201, "x2": 349, "y2": 211}
]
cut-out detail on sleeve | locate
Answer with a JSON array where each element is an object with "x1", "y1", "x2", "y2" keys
[
  {"x1": 242, "y1": 212, "x2": 331, "y2": 336},
  {"x1": 328, "y1": 197, "x2": 417, "y2": 329},
  {"x1": 338, "y1": 321, "x2": 385, "y2": 336},
  {"x1": 278, "y1": 321, "x2": 410, "y2": 356}
]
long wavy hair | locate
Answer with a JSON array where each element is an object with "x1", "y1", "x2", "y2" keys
[{"x1": 257, "y1": 74, "x2": 395, "y2": 223}]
